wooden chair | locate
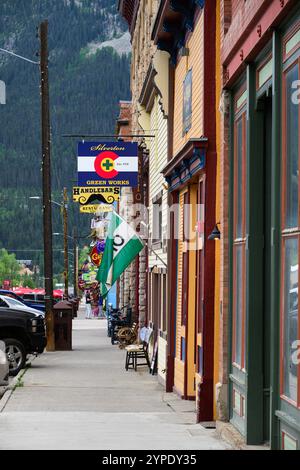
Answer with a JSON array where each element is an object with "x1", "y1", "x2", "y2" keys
[
  {"x1": 117, "y1": 322, "x2": 138, "y2": 349},
  {"x1": 125, "y1": 327, "x2": 153, "y2": 371}
]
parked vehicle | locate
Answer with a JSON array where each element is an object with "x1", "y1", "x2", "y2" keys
[
  {"x1": 22, "y1": 292, "x2": 45, "y2": 303},
  {"x1": 0, "y1": 307, "x2": 46, "y2": 376},
  {"x1": 0, "y1": 340, "x2": 9, "y2": 386},
  {"x1": 0, "y1": 290, "x2": 45, "y2": 313},
  {"x1": 0, "y1": 295, "x2": 44, "y2": 317},
  {"x1": 21, "y1": 292, "x2": 62, "y2": 307}
]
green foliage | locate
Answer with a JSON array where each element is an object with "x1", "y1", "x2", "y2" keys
[
  {"x1": 0, "y1": 248, "x2": 39, "y2": 287},
  {"x1": 0, "y1": 248, "x2": 21, "y2": 286},
  {"x1": 20, "y1": 273, "x2": 36, "y2": 289},
  {"x1": 0, "y1": 0, "x2": 130, "y2": 277},
  {"x1": 79, "y1": 246, "x2": 90, "y2": 267}
]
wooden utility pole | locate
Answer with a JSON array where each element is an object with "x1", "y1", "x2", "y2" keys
[
  {"x1": 63, "y1": 187, "x2": 69, "y2": 298},
  {"x1": 40, "y1": 20, "x2": 55, "y2": 351},
  {"x1": 73, "y1": 227, "x2": 78, "y2": 298}
]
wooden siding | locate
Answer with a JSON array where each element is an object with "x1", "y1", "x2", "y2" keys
[
  {"x1": 186, "y1": 186, "x2": 197, "y2": 398},
  {"x1": 149, "y1": 95, "x2": 168, "y2": 270},
  {"x1": 158, "y1": 336, "x2": 167, "y2": 382},
  {"x1": 174, "y1": 358, "x2": 185, "y2": 395},
  {"x1": 176, "y1": 190, "x2": 185, "y2": 358},
  {"x1": 173, "y1": 13, "x2": 204, "y2": 157},
  {"x1": 213, "y1": 0, "x2": 221, "y2": 420},
  {"x1": 174, "y1": 190, "x2": 186, "y2": 395}
]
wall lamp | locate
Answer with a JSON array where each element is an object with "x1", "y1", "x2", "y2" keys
[{"x1": 208, "y1": 222, "x2": 221, "y2": 240}]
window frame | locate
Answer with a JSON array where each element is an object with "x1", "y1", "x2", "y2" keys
[
  {"x1": 181, "y1": 191, "x2": 190, "y2": 327},
  {"x1": 232, "y1": 91, "x2": 247, "y2": 371},
  {"x1": 280, "y1": 37, "x2": 300, "y2": 408},
  {"x1": 182, "y1": 68, "x2": 193, "y2": 135},
  {"x1": 152, "y1": 196, "x2": 163, "y2": 248},
  {"x1": 196, "y1": 176, "x2": 205, "y2": 335},
  {"x1": 283, "y1": 19, "x2": 300, "y2": 63}
]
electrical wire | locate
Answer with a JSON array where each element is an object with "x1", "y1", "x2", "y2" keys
[{"x1": 0, "y1": 48, "x2": 39, "y2": 65}]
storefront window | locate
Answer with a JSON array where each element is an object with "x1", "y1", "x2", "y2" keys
[
  {"x1": 181, "y1": 192, "x2": 189, "y2": 326},
  {"x1": 232, "y1": 94, "x2": 247, "y2": 370},
  {"x1": 236, "y1": 118, "x2": 243, "y2": 239},
  {"x1": 234, "y1": 244, "x2": 244, "y2": 365},
  {"x1": 285, "y1": 64, "x2": 299, "y2": 229},
  {"x1": 281, "y1": 48, "x2": 300, "y2": 406},
  {"x1": 283, "y1": 237, "x2": 298, "y2": 402}
]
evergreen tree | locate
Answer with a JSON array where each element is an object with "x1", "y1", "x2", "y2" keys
[{"x1": 0, "y1": 1, "x2": 131, "y2": 278}]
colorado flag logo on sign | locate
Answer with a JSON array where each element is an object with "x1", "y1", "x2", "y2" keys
[{"x1": 78, "y1": 142, "x2": 138, "y2": 187}]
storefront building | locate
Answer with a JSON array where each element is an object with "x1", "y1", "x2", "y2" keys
[
  {"x1": 152, "y1": 0, "x2": 218, "y2": 421},
  {"x1": 138, "y1": 49, "x2": 170, "y2": 384},
  {"x1": 118, "y1": 0, "x2": 156, "y2": 327},
  {"x1": 115, "y1": 101, "x2": 135, "y2": 312},
  {"x1": 219, "y1": 0, "x2": 300, "y2": 449},
  {"x1": 119, "y1": 0, "x2": 170, "y2": 381}
]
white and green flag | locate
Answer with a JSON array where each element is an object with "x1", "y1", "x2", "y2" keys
[{"x1": 96, "y1": 211, "x2": 144, "y2": 298}]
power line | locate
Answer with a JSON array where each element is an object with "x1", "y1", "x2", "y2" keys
[
  {"x1": 6, "y1": 249, "x2": 68, "y2": 252},
  {"x1": 0, "y1": 47, "x2": 39, "y2": 65},
  {"x1": 62, "y1": 134, "x2": 155, "y2": 139}
]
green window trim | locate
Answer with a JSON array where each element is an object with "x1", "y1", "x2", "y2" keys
[
  {"x1": 236, "y1": 90, "x2": 247, "y2": 110},
  {"x1": 257, "y1": 57, "x2": 273, "y2": 89},
  {"x1": 286, "y1": 29, "x2": 300, "y2": 57}
]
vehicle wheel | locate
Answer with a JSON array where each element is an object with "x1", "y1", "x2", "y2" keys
[{"x1": 5, "y1": 339, "x2": 26, "y2": 377}]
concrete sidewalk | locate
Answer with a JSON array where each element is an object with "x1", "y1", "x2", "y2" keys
[{"x1": 0, "y1": 309, "x2": 230, "y2": 450}]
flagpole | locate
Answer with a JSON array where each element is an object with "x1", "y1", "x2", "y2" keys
[{"x1": 146, "y1": 243, "x2": 167, "y2": 268}]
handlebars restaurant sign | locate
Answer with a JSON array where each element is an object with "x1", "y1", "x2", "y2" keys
[
  {"x1": 77, "y1": 142, "x2": 138, "y2": 187},
  {"x1": 73, "y1": 186, "x2": 120, "y2": 205},
  {"x1": 79, "y1": 204, "x2": 113, "y2": 214}
]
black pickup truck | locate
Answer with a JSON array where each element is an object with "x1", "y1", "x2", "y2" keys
[{"x1": 0, "y1": 307, "x2": 47, "y2": 376}]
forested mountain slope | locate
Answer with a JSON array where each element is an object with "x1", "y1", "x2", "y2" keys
[{"x1": 0, "y1": 0, "x2": 130, "y2": 281}]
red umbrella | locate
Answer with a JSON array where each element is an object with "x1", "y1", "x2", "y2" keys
[
  {"x1": 53, "y1": 289, "x2": 63, "y2": 299},
  {"x1": 12, "y1": 287, "x2": 30, "y2": 295}
]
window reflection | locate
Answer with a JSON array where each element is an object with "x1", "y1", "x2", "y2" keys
[
  {"x1": 286, "y1": 65, "x2": 299, "y2": 229},
  {"x1": 234, "y1": 245, "x2": 243, "y2": 366},
  {"x1": 283, "y1": 237, "x2": 298, "y2": 402},
  {"x1": 236, "y1": 119, "x2": 243, "y2": 238}
]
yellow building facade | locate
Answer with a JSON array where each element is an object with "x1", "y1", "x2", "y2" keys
[{"x1": 153, "y1": 0, "x2": 218, "y2": 422}]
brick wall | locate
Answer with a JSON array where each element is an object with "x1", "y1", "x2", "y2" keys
[
  {"x1": 222, "y1": 0, "x2": 270, "y2": 63},
  {"x1": 231, "y1": 0, "x2": 244, "y2": 18},
  {"x1": 222, "y1": 0, "x2": 232, "y2": 35},
  {"x1": 119, "y1": 0, "x2": 159, "y2": 325},
  {"x1": 116, "y1": 101, "x2": 135, "y2": 312}
]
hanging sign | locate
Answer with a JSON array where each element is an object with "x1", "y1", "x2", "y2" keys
[
  {"x1": 80, "y1": 204, "x2": 113, "y2": 214},
  {"x1": 77, "y1": 142, "x2": 138, "y2": 187},
  {"x1": 81, "y1": 268, "x2": 97, "y2": 283},
  {"x1": 90, "y1": 245, "x2": 103, "y2": 267},
  {"x1": 73, "y1": 186, "x2": 120, "y2": 205}
]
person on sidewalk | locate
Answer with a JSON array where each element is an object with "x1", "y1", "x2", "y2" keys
[
  {"x1": 85, "y1": 290, "x2": 92, "y2": 319},
  {"x1": 90, "y1": 287, "x2": 99, "y2": 318},
  {"x1": 98, "y1": 295, "x2": 104, "y2": 318}
]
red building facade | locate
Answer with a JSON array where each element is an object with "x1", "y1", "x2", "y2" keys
[{"x1": 219, "y1": 0, "x2": 300, "y2": 449}]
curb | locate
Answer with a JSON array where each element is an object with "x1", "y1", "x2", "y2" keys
[
  {"x1": 0, "y1": 357, "x2": 35, "y2": 413},
  {"x1": 215, "y1": 420, "x2": 269, "y2": 450},
  {"x1": 0, "y1": 370, "x2": 22, "y2": 412}
]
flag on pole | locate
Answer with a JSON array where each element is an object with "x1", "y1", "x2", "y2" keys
[{"x1": 96, "y1": 211, "x2": 144, "y2": 298}]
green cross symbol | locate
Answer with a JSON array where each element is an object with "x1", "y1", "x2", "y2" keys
[{"x1": 103, "y1": 159, "x2": 114, "y2": 171}]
